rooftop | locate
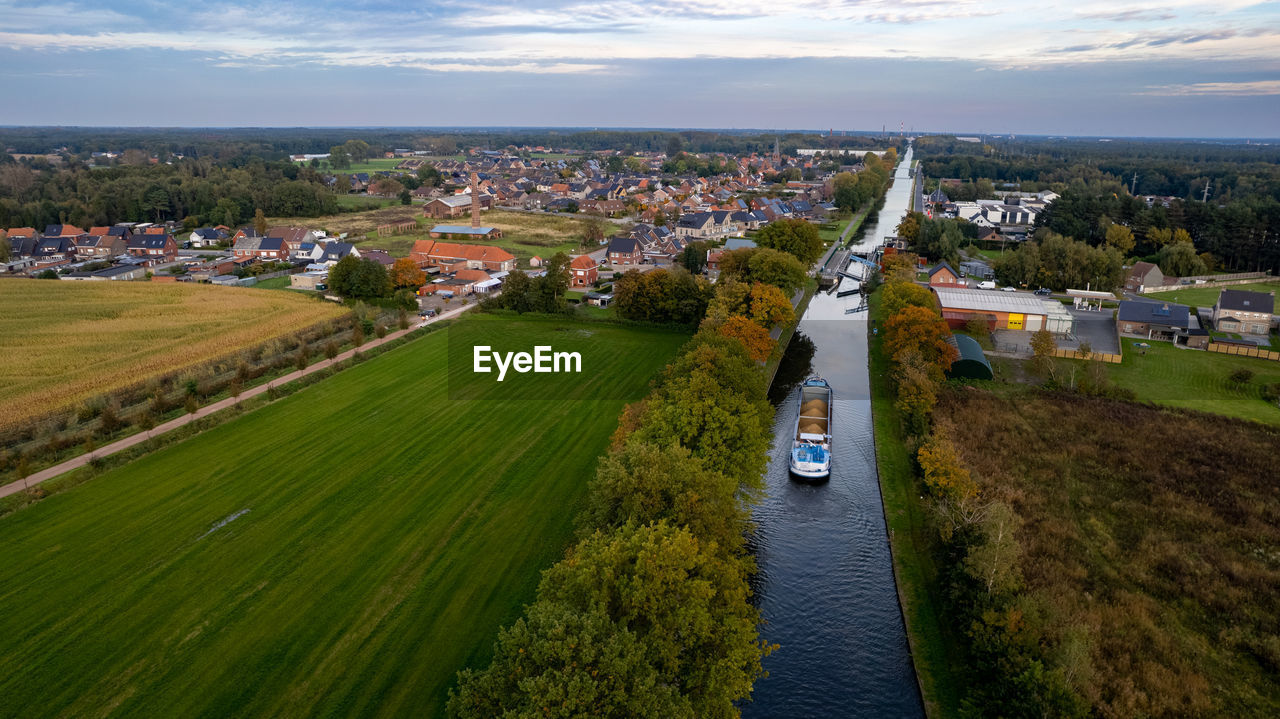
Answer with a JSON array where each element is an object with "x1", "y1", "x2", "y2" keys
[{"x1": 933, "y1": 287, "x2": 1050, "y2": 315}]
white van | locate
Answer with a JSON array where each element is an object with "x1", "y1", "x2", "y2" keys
[{"x1": 977, "y1": 280, "x2": 997, "y2": 290}]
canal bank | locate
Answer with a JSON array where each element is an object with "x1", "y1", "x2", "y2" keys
[{"x1": 745, "y1": 147, "x2": 926, "y2": 717}]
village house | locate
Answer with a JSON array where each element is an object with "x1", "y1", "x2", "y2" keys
[
  {"x1": 1213, "y1": 289, "x2": 1275, "y2": 336},
  {"x1": 569, "y1": 254, "x2": 598, "y2": 287},
  {"x1": 928, "y1": 261, "x2": 965, "y2": 288},
  {"x1": 232, "y1": 236, "x2": 290, "y2": 261},
  {"x1": 1124, "y1": 261, "x2": 1165, "y2": 293},
  {"x1": 189, "y1": 227, "x2": 229, "y2": 247},
  {"x1": 607, "y1": 236, "x2": 642, "y2": 267},
  {"x1": 126, "y1": 234, "x2": 178, "y2": 262},
  {"x1": 73, "y1": 233, "x2": 126, "y2": 260},
  {"x1": 1117, "y1": 300, "x2": 1195, "y2": 344}
]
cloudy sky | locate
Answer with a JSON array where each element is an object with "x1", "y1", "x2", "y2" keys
[{"x1": 2, "y1": 0, "x2": 1278, "y2": 136}]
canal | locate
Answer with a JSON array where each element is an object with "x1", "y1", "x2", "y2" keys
[{"x1": 744, "y1": 147, "x2": 924, "y2": 717}]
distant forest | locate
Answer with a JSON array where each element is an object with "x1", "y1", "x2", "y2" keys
[
  {"x1": 915, "y1": 136, "x2": 1280, "y2": 273},
  {"x1": 0, "y1": 127, "x2": 901, "y2": 161}
]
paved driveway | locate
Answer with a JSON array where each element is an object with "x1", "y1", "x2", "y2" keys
[{"x1": 1061, "y1": 308, "x2": 1120, "y2": 355}]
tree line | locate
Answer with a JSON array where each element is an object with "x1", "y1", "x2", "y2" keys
[
  {"x1": 0, "y1": 157, "x2": 339, "y2": 230},
  {"x1": 872, "y1": 255, "x2": 1093, "y2": 716},
  {"x1": 452, "y1": 276, "x2": 792, "y2": 716}
]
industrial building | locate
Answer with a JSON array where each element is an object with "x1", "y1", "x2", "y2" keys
[{"x1": 932, "y1": 287, "x2": 1073, "y2": 333}]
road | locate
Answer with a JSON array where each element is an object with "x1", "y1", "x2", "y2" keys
[{"x1": 0, "y1": 302, "x2": 478, "y2": 500}]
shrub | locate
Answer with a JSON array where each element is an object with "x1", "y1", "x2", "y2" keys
[{"x1": 1228, "y1": 367, "x2": 1254, "y2": 388}]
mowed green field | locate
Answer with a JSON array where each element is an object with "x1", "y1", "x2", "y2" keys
[
  {"x1": 1144, "y1": 281, "x2": 1280, "y2": 312},
  {"x1": 0, "y1": 315, "x2": 688, "y2": 719},
  {"x1": 1102, "y1": 338, "x2": 1280, "y2": 424}
]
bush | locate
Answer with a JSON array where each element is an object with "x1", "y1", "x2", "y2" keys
[{"x1": 1228, "y1": 367, "x2": 1254, "y2": 387}]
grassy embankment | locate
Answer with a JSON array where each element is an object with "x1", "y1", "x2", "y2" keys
[
  {"x1": 866, "y1": 287, "x2": 965, "y2": 718},
  {"x1": 0, "y1": 314, "x2": 688, "y2": 718},
  {"x1": 0, "y1": 279, "x2": 346, "y2": 431},
  {"x1": 1139, "y1": 281, "x2": 1279, "y2": 313}
]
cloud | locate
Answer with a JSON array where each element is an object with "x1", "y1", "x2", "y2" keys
[
  {"x1": 0, "y1": 0, "x2": 1277, "y2": 74},
  {"x1": 1140, "y1": 79, "x2": 1280, "y2": 95}
]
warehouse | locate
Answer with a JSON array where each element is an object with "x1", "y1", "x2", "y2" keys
[
  {"x1": 933, "y1": 287, "x2": 1058, "y2": 331},
  {"x1": 945, "y1": 334, "x2": 993, "y2": 380}
]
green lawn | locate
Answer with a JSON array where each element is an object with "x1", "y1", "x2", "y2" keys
[
  {"x1": 1143, "y1": 281, "x2": 1280, "y2": 312},
  {"x1": 250, "y1": 275, "x2": 292, "y2": 290},
  {"x1": 867, "y1": 288, "x2": 964, "y2": 717},
  {"x1": 0, "y1": 314, "x2": 688, "y2": 718},
  {"x1": 1098, "y1": 338, "x2": 1280, "y2": 424}
]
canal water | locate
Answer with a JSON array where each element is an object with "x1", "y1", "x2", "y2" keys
[{"x1": 744, "y1": 148, "x2": 924, "y2": 717}]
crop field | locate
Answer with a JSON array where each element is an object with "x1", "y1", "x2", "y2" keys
[
  {"x1": 0, "y1": 279, "x2": 346, "y2": 430},
  {"x1": 0, "y1": 314, "x2": 688, "y2": 718},
  {"x1": 271, "y1": 206, "x2": 619, "y2": 263}
]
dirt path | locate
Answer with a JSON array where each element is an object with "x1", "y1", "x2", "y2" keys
[{"x1": 0, "y1": 303, "x2": 476, "y2": 500}]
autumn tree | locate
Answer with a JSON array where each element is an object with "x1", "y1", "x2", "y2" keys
[
  {"x1": 1145, "y1": 226, "x2": 1173, "y2": 247},
  {"x1": 895, "y1": 362, "x2": 938, "y2": 436},
  {"x1": 253, "y1": 208, "x2": 268, "y2": 235},
  {"x1": 1104, "y1": 224, "x2": 1135, "y2": 255},
  {"x1": 884, "y1": 306, "x2": 958, "y2": 379},
  {"x1": 717, "y1": 315, "x2": 774, "y2": 362},
  {"x1": 881, "y1": 251, "x2": 919, "y2": 285},
  {"x1": 881, "y1": 281, "x2": 935, "y2": 316},
  {"x1": 389, "y1": 257, "x2": 426, "y2": 289},
  {"x1": 580, "y1": 217, "x2": 606, "y2": 247},
  {"x1": 1030, "y1": 328, "x2": 1056, "y2": 376},
  {"x1": 747, "y1": 282, "x2": 795, "y2": 328},
  {"x1": 896, "y1": 212, "x2": 923, "y2": 246},
  {"x1": 368, "y1": 177, "x2": 404, "y2": 197}
]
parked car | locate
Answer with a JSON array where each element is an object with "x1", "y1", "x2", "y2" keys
[
  {"x1": 977, "y1": 280, "x2": 997, "y2": 290},
  {"x1": 1034, "y1": 287, "x2": 1052, "y2": 296},
  {"x1": 1001, "y1": 286, "x2": 1018, "y2": 292}
]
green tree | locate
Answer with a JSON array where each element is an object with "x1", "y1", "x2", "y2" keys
[
  {"x1": 745, "y1": 248, "x2": 806, "y2": 293},
  {"x1": 449, "y1": 522, "x2": 768, "y2": 719},
  {"x1": 580, "y1": 442, "x2": 744, "y2": 554},
  {"x1": 1156, "y1": 242, "x2": 1207, "y2": 277},
  {"x1": 679, "y1": 242, "x2": 707, "y2": 274},
  {"x1": 0, "y1": 236, "x2": 10, "y2": 262},
  {"x1": 755, "y1": 218, "x2": 823, "y2": 265}
]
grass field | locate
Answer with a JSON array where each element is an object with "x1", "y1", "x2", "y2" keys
[
  {"x1": 0, "y1": 279, "x2": 346, "y2": 431},
  {"x1": 0, "y1": 314, "x2": 688, "y2": 718},
  {"x1": 271, "y1": 206, "x2": 612, "y2": 264},
  {"x1": 1091, "y1": 338, "x2": 1280, "y2": 424},
  {"x1": 1143, "y1": 281, "x2": 1280, "y2": 312},
  {"x1": 938, "y1": 392, "x2": 1280, "y2": 716}
]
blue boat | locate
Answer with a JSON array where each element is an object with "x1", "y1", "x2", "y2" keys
[{"x1": 790, "y1": 377, "x2": 832, "y2": 481}]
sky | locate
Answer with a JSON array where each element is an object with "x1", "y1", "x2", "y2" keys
[{"x1": 1, "y1": 0, "x2": 1278, "y2": 137}]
